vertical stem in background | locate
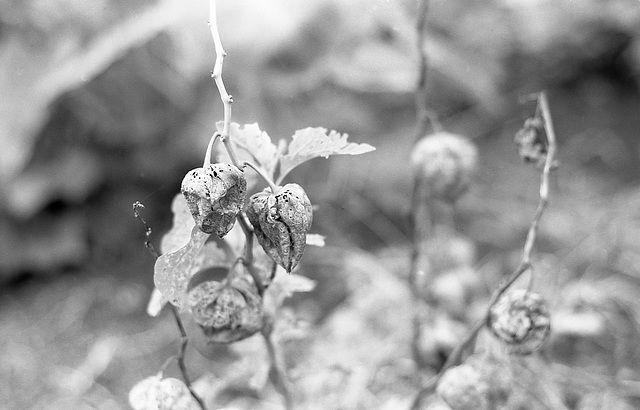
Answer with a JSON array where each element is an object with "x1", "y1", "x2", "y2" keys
[
  {"x1": 414, "y1": 0, "x2": 441, "y2": 141},
  {"x1": 262, "y1": 325, "x2": 295, "y2": 410},
  {"x1": 409, "y1": 0, "x2": 439, "y2": 369}
]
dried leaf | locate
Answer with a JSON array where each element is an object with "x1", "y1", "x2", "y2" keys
[
  {"x1": 277, "y1": 128, "x2": 375, "y2": 183},
  {"x1": 264, "y1": 271, "x2": 316, "y2": 314},
  {"x1": 154, "y1": 227, "x2": 227, "y2": 309},
  {"x1": 216, "y1": 122, "x2": 279, "y2": 180},
  {"x1": 160, "y1": 194, "x2": 194, "y2": 255}
]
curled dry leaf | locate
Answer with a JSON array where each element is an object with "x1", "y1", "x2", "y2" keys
[
  {"x1": 487, "y1": 289, "x2": 551, "y2": 355},
  {"x1": 246, "y1": 183, "x2": 313, "y2": 272},
  {"x1": 154, "y1": 226, "x2": 228, "y2": 309},
  {"x1": 187, "y1": 276, "x2": 264, "y2": 343},
  {"x1": 181, "y1": 163, "x2": 247, "y2": 237}
]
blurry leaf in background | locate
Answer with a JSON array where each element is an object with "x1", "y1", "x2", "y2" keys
[
  {"x1": 0, "y1": 212, "x2": 88, "y2": 275},
  {"x1": 5, "y1": 147, "x2": 102, "y2": 220},
  {"x1": 0, "y1": 0, "x2": 196, "y2": 186}
]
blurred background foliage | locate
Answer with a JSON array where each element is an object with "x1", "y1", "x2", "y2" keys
[{"x1": 2, "y1": 0, "x2": 640, "y2": 408}]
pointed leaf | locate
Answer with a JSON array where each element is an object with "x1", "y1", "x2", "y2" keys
[
  {"x1": 306, "y1": 234, "x2": 326, "y2": 247},
  {"x1": 160, "y1": 194, "x2": 195, "y2": 255},
  {"x1": 278, "y1": 128, "x2": 375, "y2": 182},
  {"x1": 264, "y1": 271, "x2": 316, "y2": 314},
  {"x1": 154, "y1": 227, "x2": 228, "y2": 309},
  {"x1": 216, "y1": 122, "x2": 279, "y2": 180},
  {"x1": 146, "y1": 287, "x2": 168, "y2": 317}
]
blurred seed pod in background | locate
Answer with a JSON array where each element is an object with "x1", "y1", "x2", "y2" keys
[
  {"x1": 514, "y1": 116, "x2": 547, "y2": 167},
  {"x1": 487, "y1": 289, "x2": 551, "y2": 355},
  {"x1": 436, "y1": 353, "x2": 512, "y2": 410},
  {"x1": 411, "y1": 132, "x2": 478, "y2": 202},
  {"x1": 129, "y1": 374, "x2": 200, "y2": 410}
]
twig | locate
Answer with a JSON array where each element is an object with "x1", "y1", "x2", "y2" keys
[
  {"x1": 133, "y1": 201, "x2": 160, "y2": 259},
  {"x1": 133, "y1": 202, "x2": 207, "y2": 410},
  {"x1": 409, "y1": 91, "x2": 558, "y2": 409},
  {"x1": 208, "y1": 0, "x2": 240, "y2": 167},
  {"x1": 203, "y1": 133, "x2": 220, "y2": 168},
  {"x1": 408, "y1": 174, "x2": 436, "y2": 367},
  {"x1": 409, "y1": 0, "x2": 445, "y2": 371},
  {"x1": 262, "y1": 324, "x2": 295, "y2": 410},
  {"x1": 243, "y1": 161, "x2": 279, "y2": 192},
  {"x1": 414, "y1": 0, "x2": 441, "y2": 141}
]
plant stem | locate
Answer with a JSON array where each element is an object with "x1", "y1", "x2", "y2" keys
[
  {"x1": 208, "y1": 0, "x2": 241, "y2": 168},
  {"x1": 408, "y1": 175, "x2": 436, "y2": 368},
  {"x1": 133, "y1": 202, "x2": 206, "y2": 410},
  {"x1": 262, "y1": 324, "x2": 295, "y2": 410},
  {"x1": 203, "y1": 133, "x2": 220, "y2": 168},
  {"x1": 414, "y1": 0, "x2": 441, "y2": 140},
  {"x1": 409, "y1": 91, "x2": 558, "y2": 409},
  {"x1": 244, "y1": 161, "x2": 279, "y2": 192},
  {"x1": 409, "y1": 0, "x2": 443, "y2": 371},
  {"x1": 133, "y1": 201, "x2": 159, "y2": 260},
  {"x1": 170, "y1": 305, "x2": 208, "y2": 410}
]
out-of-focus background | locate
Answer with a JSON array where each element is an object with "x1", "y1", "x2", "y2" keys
[{"x1": 2, "y1": 0, "x2": 640, "y2": 408}]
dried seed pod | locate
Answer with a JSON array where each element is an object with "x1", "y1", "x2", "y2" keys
[
  {"x1": 246, "y1": 183, "x2": 313, "y2": 272},
  {"x1": 437, "y1": 361, "x2": 487, "y2": 410},
  {"x1": 437, "y1": 354, "x2": 512, "y2": 410},
  {"x1": 129, "y1": 374, "x2": 199, "y2": 410},
  {"x1": 514, "y1": 117, "x2": 547, "y2": 166},
  {"x1": 411, "y1": 132, "x2": 477, "y2": 202},
  {"x1": 187, "y1": 277, "x2": 263, "y2": 343},
  {"x1": 488, "y1": 289, "x2": 551, "y2": 355},
  {"x1": 181, "y1": 163, "x2": 247, "y2": 237}
]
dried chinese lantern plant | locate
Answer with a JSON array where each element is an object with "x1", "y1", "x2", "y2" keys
[
  {"x1": 409, "y1": 92, "x2": 559, "y2": 409},
  {"x1": 130, "y1": 1, "x2": 375, "y2": 409},
  {"x1": 407, "y1": 2, "x2": 562, "y2": 409}
]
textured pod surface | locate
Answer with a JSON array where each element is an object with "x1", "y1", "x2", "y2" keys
[
  {"x1": 488, "y1": 289, "x2": 551, "y2": 355},
  {"x1": 246, "y1": 183, "x2": 313, "y2": 272},
  {"x1": 437, "y1": 362, "x2": 488, "y2": 410},
  {"x1": 181, "y1": 163, "x2": 247, "y2": 237},
  {"x1": 411, "y1": 132, "x2": 477, "y2": 202},
  {"x1": 129, "y1": 375, "x2": 199, "y2": 410},
  {"x1": 514, "y1": 117, "x2": 547, "y2": 166},
  {"x1": 187, "y1": 278, "x2": 263, "y2": 343},
  {"x1": 437, "y1": 355, "x2": 512, "y2": 410}
]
